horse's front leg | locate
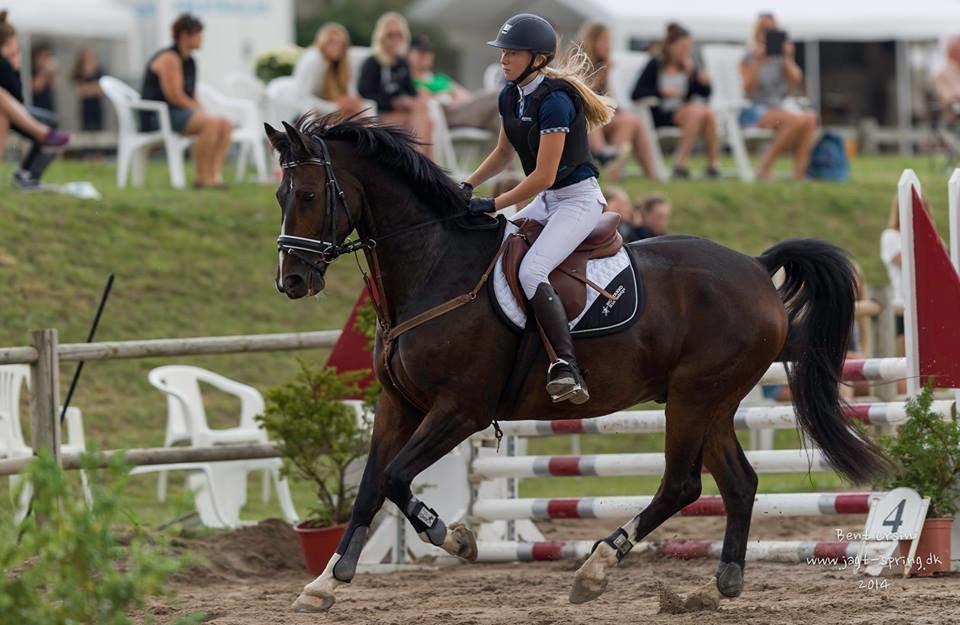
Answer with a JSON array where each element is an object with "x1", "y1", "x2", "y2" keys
[
  {"x1": 382, "y1": 402, "x2": 487, "y2": 561},
  {"x1": 293, "y1": 391, "x2": 419, "y2": 613}
]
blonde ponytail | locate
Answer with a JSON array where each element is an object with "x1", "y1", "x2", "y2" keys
[{"x1": 541, "y1": 44, "x2": 615, "y2": 130}]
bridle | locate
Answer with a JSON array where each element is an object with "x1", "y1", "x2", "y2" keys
[
  {"x1": 276, "y1": 136, "x2": 368, "y2": 274},
  {"x1": 274, "y1": 132, "x2": 507, "y2": 435},
  {"x1": 276, "y1": 134, "x2": 469, "y2": 276}
]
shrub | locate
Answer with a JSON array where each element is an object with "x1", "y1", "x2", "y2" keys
[
  {"x1": 875, "y1": 384, "x2": 960, "y2": 518},
  {"x1": 0, "y1": 451, "x2": 201, "y2": 625},
  {"x1": 257, "y1": 361, "x2": 372, "y2": 527}
]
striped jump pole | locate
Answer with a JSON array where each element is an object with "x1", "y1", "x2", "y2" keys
[
  {"x1": 472, "y1": 448, "x2": 835, "y2": 480},
  {"x1": 472, "y1": 492, "x2": 884, "y2": 521},
  {"x1": 761, "y1": 357, "x2": 906, "y2": 386},
  {"x1": 476, "y1": 539, "x2": 894, "y2": 563},
  {"x1": 477, "y1": 400, "x2": 954, "y2": 439}
]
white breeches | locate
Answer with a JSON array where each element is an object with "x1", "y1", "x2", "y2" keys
[{"x1": 512, "y1": 176, "x2": 607, "y2": 299}]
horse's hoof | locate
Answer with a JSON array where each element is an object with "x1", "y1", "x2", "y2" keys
[
  {"x1": 715, "y1": 561, "x2": 743, "y2": 598},
  {"x1": 570, "y1": 572, "x2": 608, "y2": 604},
  {"x1": 569, "y1": 542, "x2": 618, "y2": 604},
  {"x1": 444, "y1": 523, "x2": 478, "y2": 562},
  {"x1": 292, "y1": 591, "x2": 335, "y2": 613}
]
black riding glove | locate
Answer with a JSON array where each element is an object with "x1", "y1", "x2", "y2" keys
[
  {"x1": 458, "y1": 181, "x2": 474, "y2": 202},
  {"x1": 467, "y1": 196, "x2": 497, "y2": 214}
]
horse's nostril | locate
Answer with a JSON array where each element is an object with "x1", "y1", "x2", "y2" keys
[{"x1": 283, "y1": 274, "x2": 305, "y2": 292}]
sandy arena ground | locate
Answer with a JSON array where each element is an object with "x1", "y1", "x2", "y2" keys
[{"x1": 136, "y1": 515, "x2": 960, "y2": 625}]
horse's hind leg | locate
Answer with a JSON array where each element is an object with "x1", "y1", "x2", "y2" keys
[
  {"x1": 570, "y1": 394, "x2": 708, "y2": 604},
  {"x1": 293, "y1": 391, "x2": 419, "y2": 613},
  {"x1": 703, "y1": 426, "x2": 758, "y2": 598}
]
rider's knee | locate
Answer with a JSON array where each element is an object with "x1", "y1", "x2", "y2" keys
[{"x1": 518, "y1": 263, "x2": 546, "y2": 299}]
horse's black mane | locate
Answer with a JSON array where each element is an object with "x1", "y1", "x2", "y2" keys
[{"x1": 284, "y1": 112, "x2": 465, "y2": 215}]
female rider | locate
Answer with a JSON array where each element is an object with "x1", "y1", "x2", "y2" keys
[{"x1": 462, "y1": 13, "x2": 614, "y2": 404}]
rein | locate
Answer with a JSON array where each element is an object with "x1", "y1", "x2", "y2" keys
[{"x1": 277, "y1": 136, "x2": 507, "y2": 415}]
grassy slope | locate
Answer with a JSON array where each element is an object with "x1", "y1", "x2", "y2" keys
[{"x1": 0, "y1": 155, "x2": 952, "y2": 523}]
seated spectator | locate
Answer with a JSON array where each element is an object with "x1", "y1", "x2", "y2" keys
[
  {"x1": 407, "y1": 33, "x2": 500, "y2": 132},
  {"x1": 578, "y1": 21, "x2": 656, "y2": 181},
  {"x1": 604, "y1": 186, "x2": 644, "y2": 242},
  {"x1": 140, "y1": 13, "x2": 233, "y2": 189},
  {"x1": 0, "y1": 11, "x2": 70, "y2": 189},
  {"x1": 933, "y1": 35, "x2": 960, "y2": 124},
  {"x1": 634, "y1": 193, "x2": 671, "y2": 239},
  {"x1": 358, "y1": 12, "x2": 432, "y2": 157},
  {"x1": 881, "y1": 196, "x2": 907, "y2": 397},
  {"x1": 291, "y1": 23, "x2": 366, "y2": 119},
  {"x1": 632, "y1": 23, "x2": 718, "y2": 179},
  {"x1": 73, "y1": 47, "x2": 104, "y2": 131},
  {"x1": 740, "y1": 13, "x2": 817, "y2": 180},
  {"x1": 408, "y1": 33, "x2": 470, "y2": 104},
  {"x1": 31, "y1": 45, "x2": 56, "y2": 113},
  {"x1": 842, "y1": 261, "x2": 871, "y2": 400}
]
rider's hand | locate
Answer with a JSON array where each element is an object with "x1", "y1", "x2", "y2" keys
[
  {"x1": 458, "y1": 181, "x2": 474, "y2": 203},
  {"x1": 467, "y1": 197, "x2": 496, "y2": 214}
]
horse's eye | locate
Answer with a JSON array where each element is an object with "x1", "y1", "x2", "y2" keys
[{"x1": 301, "y1": 191, "x2": 317, "y2": 202}]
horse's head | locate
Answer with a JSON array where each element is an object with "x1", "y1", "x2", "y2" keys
[{"x1": 265, "y1": 120, "x2": 364, "y2": 299}]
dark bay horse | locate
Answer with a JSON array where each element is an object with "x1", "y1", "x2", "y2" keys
[{"x1": 265, "y1": 114, "x2": 891, "y2": 612}]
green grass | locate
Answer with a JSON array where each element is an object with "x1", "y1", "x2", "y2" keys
[{"x1": 0, "y1": 154, "x2": 949, "y2": 524}]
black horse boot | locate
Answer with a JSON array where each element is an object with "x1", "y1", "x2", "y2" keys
[{"x1": 529, "y1": 282, "x2": 589, "y2": 404}]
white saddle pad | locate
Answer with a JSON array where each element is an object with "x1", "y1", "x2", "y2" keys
[{"x1": 492, "y1": 221, "x2": 632, "y2": 331}]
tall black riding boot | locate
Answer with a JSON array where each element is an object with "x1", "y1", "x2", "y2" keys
[{"x1": 528, "y1": 282, "x2": 589, "y2": 404}]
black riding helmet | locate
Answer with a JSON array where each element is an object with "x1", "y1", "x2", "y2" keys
[{"x1": 488, "y1": 13, "x2": 557, "y2": 85}]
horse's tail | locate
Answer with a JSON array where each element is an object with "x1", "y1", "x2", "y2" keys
[{"x1": 757, "y1": 239, "x2": 893, "y2": 484}]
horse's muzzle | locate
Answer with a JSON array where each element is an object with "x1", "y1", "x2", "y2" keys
[{"x1": 278, "y1": 271, "x2": 325, "y2": 299}]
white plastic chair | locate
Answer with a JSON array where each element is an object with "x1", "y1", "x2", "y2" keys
[
  {"x1": 197, "y1": 82, "x2": 269, "y2": 182},
  {"x1": 147, "y1": 365, "x2": 297, "y2": 526},
  {"x1": 224, "y1": 72, "x2": 267, "y2": 106},
  {"x1": 266, "y1": 46, "x2": 377, "y2": 126},
  {"x1": 607, "y1": 50, "x2": 676, "y2": 182},
  {"x1": 99, "y1": 76, "x2": 195, "y2": 189},
  {"x1": 701, "y1": 44, "x2": 774, "y2": 181},
  {"x1": 0, "y1": 365, "x2": 91, "y2": 523}
]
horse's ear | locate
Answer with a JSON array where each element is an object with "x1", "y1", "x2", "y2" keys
[
  {"x1": 264, "y1": 122, "x2": 285, "y2": 151},
  {"x1": 281, "y1": 120, "x2": 310, "y2": 158}
]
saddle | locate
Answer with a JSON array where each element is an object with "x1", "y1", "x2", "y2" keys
[{"x1": 503, "y1": 212, "x2": 624, "y2": 320}]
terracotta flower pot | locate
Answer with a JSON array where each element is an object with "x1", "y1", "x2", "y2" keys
[
  {"x1": 294, "y1": 521, "x2": 347, "y2": 575},
  {"x1": 898, "y1": 517, "x2": 953, "y2": 577}
]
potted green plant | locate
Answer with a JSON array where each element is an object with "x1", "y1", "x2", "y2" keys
[
  {"x1": 875, "y1": 384, "x2": 960, "y2": 576},
  {"x1": 258, "y1": 360, "x2": 372, "y2": 575},
  {"x1": 253, "y1": 45, "x2": 304, "y2": 83}
]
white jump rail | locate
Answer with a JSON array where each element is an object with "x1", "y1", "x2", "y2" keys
[
  {"x1": 477, "y1": 400, "x2": 955, "y2": 438},
  {"x1": 473, "y1": 491, "x2": 884, "y2": 521},
  {"x1": 476, "y1": 539, "x2": 896, "y2": 563}
]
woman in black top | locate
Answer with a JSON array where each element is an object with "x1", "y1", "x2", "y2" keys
[
  {"x1": 357, "y1": 12, "x2": 432, "y2": 157},
  {"x1": 631, "y1": 23, "x2": 719, "y2": 178},
  {"x1": 0, "y1": 11, "x2": 70, "y2": 188},
  {"x1": 141, "y1": 13, "x2": 233, "y2": 188},
  {"x1": 73, "y1": 47, "x2": 104, "y2": 131}
]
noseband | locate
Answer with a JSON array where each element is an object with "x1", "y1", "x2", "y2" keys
[{"x1": 277, "y1": 136, "x2": 369, "y2": 274}]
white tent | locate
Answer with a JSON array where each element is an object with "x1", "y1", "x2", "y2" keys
[
  {"x1": 3, "y1": 0, "x2": 136, "y2": 40},
  {"x1": 412, "y1": 0, "x2": 960, "y2": 45}
]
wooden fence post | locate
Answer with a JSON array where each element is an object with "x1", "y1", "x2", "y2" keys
[
  {"x1": 874, "y1": 288, "x2": 897, "y2": 404},
  {"x1": 30, "y1": 328, "x2": 61, "y2": 465}
]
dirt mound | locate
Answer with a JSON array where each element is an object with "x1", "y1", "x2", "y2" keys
[{"x1": 174, "y1": 518, "x2": 306, "y2": 585}]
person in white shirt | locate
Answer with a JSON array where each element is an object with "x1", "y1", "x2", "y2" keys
[
  {"x1": 879, "y1": 195, "x2": 907, "y2": 393},
  {"x1": 292, "y1": 23, "x2": 366, "y2": 119}
]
